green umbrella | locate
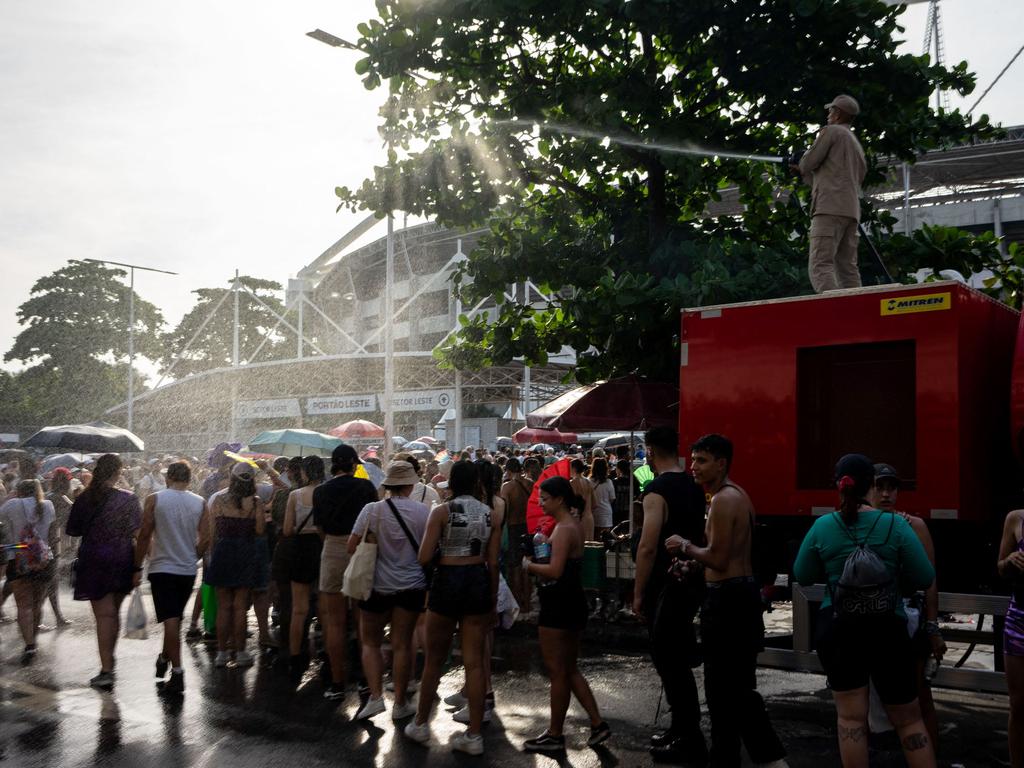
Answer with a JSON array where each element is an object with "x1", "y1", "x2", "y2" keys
[{"x1": 247, "y1": 429, "x2": 343, "y2": 458}]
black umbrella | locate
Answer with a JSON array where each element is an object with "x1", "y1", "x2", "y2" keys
[{"x1": 21, "y1": 423, "x2": 144, "y2": 453}]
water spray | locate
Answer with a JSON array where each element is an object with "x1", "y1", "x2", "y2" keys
[{"x1": 497, "y1": 120, "x2": 892, "y2": 282}]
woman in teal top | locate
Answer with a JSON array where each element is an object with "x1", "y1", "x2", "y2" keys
[{"x1": 793, "y1": 454, "x2": 937, "y2": 768}]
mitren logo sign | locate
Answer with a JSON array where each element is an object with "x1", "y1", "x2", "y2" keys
[
  {"x1": 305, "y1": 394, "x2": 376, "y2": 416},
  {"x1": 880, "y1": 292, "x2": 951, "y2": 316},
  {"x1": 235, "y1": 399, "x2": 302, "y2": 420},
  {"x1": 378, "y1": 389, "x2": 454, "y2": 412}
]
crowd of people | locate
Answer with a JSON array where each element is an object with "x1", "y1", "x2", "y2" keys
[{"x1": 0, "y1": 429, "x2": 1022, "y2": 766}]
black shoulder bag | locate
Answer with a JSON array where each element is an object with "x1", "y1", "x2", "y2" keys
[
  {"x1": 271, "y1": 497, "x2": 315, "y2": 583},
  {"x1": 386, "y1": 498, "x2": 435, "y2": 589}
]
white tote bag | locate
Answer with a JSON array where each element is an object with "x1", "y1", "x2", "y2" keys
[{"x1": 342, "y1": 517, "x2": 378, "y2": 601}]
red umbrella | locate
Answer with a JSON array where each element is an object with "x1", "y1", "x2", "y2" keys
[
  {"x1": 329, "y1": 419, "x2": 385, "y2": 439},
  {"x1": 513, "y1": 426, "x2": 578, "y2": 445},
  {"x1": 525, "y1": 374, "x2": 677, "y2": 431},
  {"x1": 525, "y1": 458, "x2": 572, "y2": 535}
]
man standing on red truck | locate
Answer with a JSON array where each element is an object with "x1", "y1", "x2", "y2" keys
[
  {"x1": 668, "y1": 434, "x2": 788, "y2": 768},
  {"x1": 793, "y1": 94, "x2": 867, "y2": 293}
]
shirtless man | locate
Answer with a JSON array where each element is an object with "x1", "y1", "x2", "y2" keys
[{"x1": 667, "y1": 434, "x2": 787, "y2": 768}]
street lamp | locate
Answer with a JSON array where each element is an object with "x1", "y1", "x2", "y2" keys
[
  {"x1": 308, "y1": 27, "x2": 397, "y2": 453},
  {"x1": 84, "y1": 258, "x2": 177, "y2": 433}
]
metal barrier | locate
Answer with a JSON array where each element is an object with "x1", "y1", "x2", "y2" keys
[{"x1": 758, "y1": 585, "x2": 1010, "y2": 694}]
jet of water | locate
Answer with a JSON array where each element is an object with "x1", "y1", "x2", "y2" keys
[{"x1": 495, "y1": 119, "x2": 783, "y2": 164}]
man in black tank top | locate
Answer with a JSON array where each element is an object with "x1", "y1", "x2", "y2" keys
[{"x1": 632, "y1": 426, "x2": 709, "y2": 761}]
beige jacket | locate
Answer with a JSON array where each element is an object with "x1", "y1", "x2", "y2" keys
[{"x1": 798, "y1": 123, "x2": 866, "y2": 221}]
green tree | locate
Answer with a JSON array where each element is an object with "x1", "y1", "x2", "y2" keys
[
  {"x1": 6, "y1": 260, "x2": 164, "y2": 367},
  {"x1": 338, "y1": 0, "x2": 996, "y2": 382},
  {"x1": 2, "y1": 260, "x2": 164, "y2": 425},
  {"x1": 160, "y1": 276, "x2": 290, "y2": 377}
]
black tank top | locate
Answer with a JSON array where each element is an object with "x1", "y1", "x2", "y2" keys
[{"x1": 644, "y1": 471, "x2": 707, "y2": 595}]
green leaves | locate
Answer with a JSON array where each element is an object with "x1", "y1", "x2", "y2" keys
[{"x1": 344, "y1": 0, "x2": 997, "y2": 382}]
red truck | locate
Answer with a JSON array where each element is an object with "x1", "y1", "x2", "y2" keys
[{"x1": 678, "y1": 280, "x2": 1021, "y2": 592}]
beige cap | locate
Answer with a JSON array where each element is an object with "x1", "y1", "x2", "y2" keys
[
  {"x1": 825, "y1": 94, "x2": 860, "y2": 116},
  {"x1": 382, "y1": 460, "x2": 419, "y2": 487}
]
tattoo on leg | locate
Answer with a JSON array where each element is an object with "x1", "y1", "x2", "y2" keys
[
  {"x1": 902, "y1": 733, "x2": 929, "y2": 752},
  {"x1": 837, "y1": 725, "x2": 867, "y2": 742}
]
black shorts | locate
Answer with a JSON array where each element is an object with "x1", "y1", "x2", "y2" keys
[
  {"x1": 149, "y1": 572, "x2": 196, "y2": 623},
  {"x1": 815, "y1": 609, "x2": 918, "y2": 705},
  {"x1": 360, "y1": 589, "x2": 426, "y2": 614},
  {"x1": 428, "y1": 564, "x2": 493, "y2": 618},
  {"x1": 289, "y1": 535, "x2": 323, "y2": 586}
]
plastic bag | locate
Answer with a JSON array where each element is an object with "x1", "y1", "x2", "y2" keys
[
  {"x1": 123, "y1": 588, "x2": 148, "y2": 640},
  {"x1": 496, "y1": 573, "x2": 520, "y2": 629}
]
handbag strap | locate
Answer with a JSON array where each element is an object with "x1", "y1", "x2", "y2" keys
[{"x1": 385, "y1": 498, "x2": 420, "y2": 554}]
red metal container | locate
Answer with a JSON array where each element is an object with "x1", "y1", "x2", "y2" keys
[{"x1": 678, "y1": 282, "x2": 1019, "y2": 586}]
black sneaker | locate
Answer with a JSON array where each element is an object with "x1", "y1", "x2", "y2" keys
[
  {"x1": 155, "y1": 653, "x2": 169, "y2": 678},
  {"x1": 323, "y1": 683, "x2": 346, "y2": 701},
  {"x1": 524, "y1": 733, "x2": 566, "y2": 753},
  {"x1": 185, "y1": 627, "x2": 202, "y2": 641},
  {"x1": 587, "y1": 721, "x2": 611, "y2": 748},
  {"x1": 21, "y1": 645, "x2": 37, "y2": 666},
  {"x1": 651, "y1": 735, "x2": 708, "y2": 765},
  {"x1": 157, "y1": 671, "x2": 184, "y2": 696}
]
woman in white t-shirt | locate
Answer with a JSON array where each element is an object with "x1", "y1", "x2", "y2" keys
[
  {"x1": 0, "y1": 479, "x2": 55, "y2": 664},
  {"x1": 589, "y1": 457, "x2": 615, "y2": 539},
  {"x1": 346, "y1": 461, "x2": 430, "y2": 721}
]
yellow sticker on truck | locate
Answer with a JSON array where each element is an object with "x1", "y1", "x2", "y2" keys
[{"x1": 881, "y1": 292, "x2": 951, "y2": 316}]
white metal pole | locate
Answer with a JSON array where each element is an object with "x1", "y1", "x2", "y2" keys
[
  {"x1": 384, "y1": 214, "x2": 395, "y2": 454},
  {"x1": 232, "y1": 269, "x2": 240, "y2": 367},
  {"x1": 127, "y1": 268, "x2": 135, "y2": 433},
  {"x1": 454, "y1": 293, "x2": 463, "y2": 452},
  {"x1": 902, "y1": 163, "x2": 912, "y2": 236},
  {"x1": 298, "y1": 290, "x2": 304, "y2": 359}
]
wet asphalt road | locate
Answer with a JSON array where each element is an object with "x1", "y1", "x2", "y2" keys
[{"x1": 0, "y1": 589, "x2": 1012, "y2": 767}]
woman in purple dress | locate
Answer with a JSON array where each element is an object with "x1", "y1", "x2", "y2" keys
[
  {"x1": 67, "y1": 453, "x2": 142, "y2": 691},
  {"x1": 997, "y1": 508, "x2": 1024, "y2": 768}
]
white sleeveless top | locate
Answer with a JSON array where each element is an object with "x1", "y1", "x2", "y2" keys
[{"x1": 149, "y1": 489, "x2": 205, "y2": 576}]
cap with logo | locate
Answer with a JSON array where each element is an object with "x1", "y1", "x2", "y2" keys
[
  {"x1": 825, "y1": 94, "x2": 860, "y2": 116},
  {"x1": 873, "y1": 463, "x2": 901, "y2": 487}
]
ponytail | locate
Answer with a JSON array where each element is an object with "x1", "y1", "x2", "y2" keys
[{"x1": 838, "y1": 475, "x2": 860, "y2": 526}]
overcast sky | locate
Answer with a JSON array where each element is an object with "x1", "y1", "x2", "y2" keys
[{"x1": 2, "y1": 1, "x2": 1021, "y2": 380}]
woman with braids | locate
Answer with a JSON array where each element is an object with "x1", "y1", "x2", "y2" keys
[
  {"x1": 205, "y1": 462, "x2": 267, "y2": 668},
  {"x1": 522, "y1": 475, "x2": 609, "y2": 752},
  {"x1": 794, "y1": 454, "x2": 937, "y2": 768},
  {"x1": 67, "y1": 454, "x2": 142, "y2": 691}
]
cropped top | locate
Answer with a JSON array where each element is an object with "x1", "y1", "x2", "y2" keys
[{"x1": 440, "y1": 495, "x2": 492, "y2": 557}]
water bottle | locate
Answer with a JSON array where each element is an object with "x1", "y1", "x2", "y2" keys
[
  {"x1": 532, "y1": 529, "x2": 551, "y2": 564},
  {"x1": 923, "y1": 656, "x2": 940, "y2": 682}
]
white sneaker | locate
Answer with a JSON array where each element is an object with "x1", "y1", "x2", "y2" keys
[
  {"x1": 232, "y1": 651, "x2": 254, "y2": 668},
  {"x1": 355, "y1": 695, "x2": 386, "y2": 720},
  {"x1": 392, "y1": 700, "x2": 417, "y2": 721},
  {"x1": 214, "y1": 651, "x2": 230, "y2": 668},
  {"x1": 404, "y1": 719, "x2": 431, "y2": 744},
  {"x1": 450, "y1": 731, "x2": 484, "y2": 756},
  {"x1": 443, "y1": 690, "x2": 467, "y2": 708},
  {"x1": 452, "y1": 704, "x2": 492, "y2": 724}
]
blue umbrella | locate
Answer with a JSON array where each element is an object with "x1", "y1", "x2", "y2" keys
[{"x1": 247, "y1": 429, "x2": 343, "y2": 458}]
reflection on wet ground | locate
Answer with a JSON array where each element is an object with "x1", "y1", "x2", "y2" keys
[{"x1": 0, "y1": 589, "x2": 1011, "y2": 767}]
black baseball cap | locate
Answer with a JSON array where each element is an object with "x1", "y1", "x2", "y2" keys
[
  {"x1": 873, "y1": 463, "x2": 901, "y2": 486},
  {"x1": 834, "y1": 453, "x2": 874, "y2": 487},
  {"x1": 331, "y1": 443, "x2": 361, "y2": 465}
]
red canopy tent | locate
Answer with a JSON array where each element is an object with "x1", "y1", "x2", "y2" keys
[
  {"x1": 512, "y1": 426, "x2": 578, "y2": 445},
  {"x1": 525, "y1": 374, "x2": 677, "y2": 431}
]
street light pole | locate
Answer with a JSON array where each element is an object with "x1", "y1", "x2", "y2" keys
[{"x1": 84, "y1": 258, "x2": 177, "y2": 432}]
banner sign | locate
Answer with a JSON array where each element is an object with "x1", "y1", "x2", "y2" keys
[
  {"x1": 234, "y1": 399, "x2": 301, "y2": 420},
  {"x1": 305, "y1": 394, "x2": 377, "y2": 415},
  {"x1": 378, "y1": 389, "x2": 454, "y2": 413}
]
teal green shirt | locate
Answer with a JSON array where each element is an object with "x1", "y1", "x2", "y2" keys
[{"x1": 793, "y1": 510, "x2": 935, "y2": 615}]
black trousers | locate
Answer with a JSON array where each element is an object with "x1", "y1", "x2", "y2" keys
[
  {"x1": 701, "y1": 577, "x2": 786, "y2": 768},
  {"x1": 647, "y1": 581, "x2": 705, "y2": 744}
]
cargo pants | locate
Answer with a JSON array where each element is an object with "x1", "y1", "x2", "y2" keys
[{"x1": 809, "y1": 213, "x2": 861, "y2": 293}]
